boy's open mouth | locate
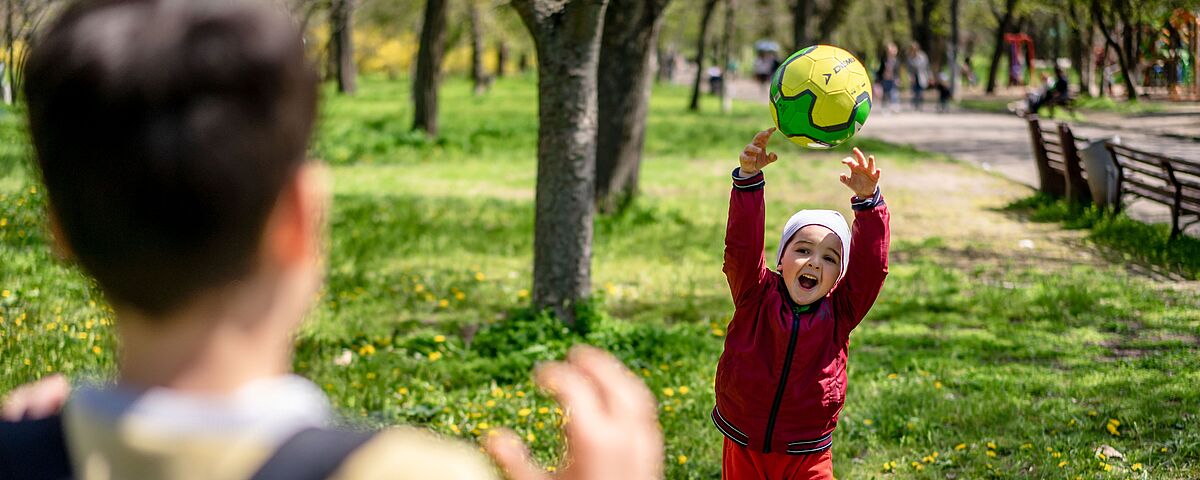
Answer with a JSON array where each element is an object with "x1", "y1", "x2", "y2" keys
[{"x1": 797, "y1": 273, "x2": 818, "y2": 290}]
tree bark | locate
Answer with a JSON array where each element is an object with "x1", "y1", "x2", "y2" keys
[
  {"x1": 688, "y1": 0, "x2": 719, "y2": 111},
  {"x1": 594, "y1": 0, "x2": 670, "y2": 213},
  {"x1": 331, "y1": 0, "x2": 356, "y2": 94},
  {"x1": 792, "y1": 0, "x2": 811, "y2": 50},
  {"x1": 985, "y1": 0, "x2": 1017, "y2": 95},
  {"x1": 413, "y1": 0, "x2": 448, "y2": 135},
  {"x1": 905, "y1": 0, "x2": 940, "y2": 64},
  {"x1": 469, "y1": 2, "x2": 487, "y2": 95},
  {"x1": 512, "y1": 0, "x2": 609, "y2": 326}
]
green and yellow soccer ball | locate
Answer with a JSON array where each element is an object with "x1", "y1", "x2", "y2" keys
[{"x1": 770, "y1": 45, "x2": 872, "y2": 149}]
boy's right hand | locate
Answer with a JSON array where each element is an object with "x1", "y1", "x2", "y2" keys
[
  {"x1": 486, "y1": 346, "x2": 663, "y2": 480},
  {"x1": 739, "y1": 127, "x2": 778, "y2": 176}
]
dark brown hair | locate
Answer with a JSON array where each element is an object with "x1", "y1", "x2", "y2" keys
[{"x1": 24, "y1": 0, "x2": 319, "y2": 315}]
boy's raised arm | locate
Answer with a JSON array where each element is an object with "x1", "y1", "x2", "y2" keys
[
  {"x1": 833, "y1": 148, "x2": 890, "y2": 333},
  {"x1": 724, "y1": 128, "x2": 777, "y2": 307}
]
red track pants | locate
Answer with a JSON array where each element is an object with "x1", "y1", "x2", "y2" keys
[{"x1": 721, "y1": 437, "x2": 835, "y2": 480}]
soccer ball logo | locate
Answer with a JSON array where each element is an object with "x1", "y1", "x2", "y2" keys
[{"x1": 770, "y1": 45, "x2": 873, "y2": 149}]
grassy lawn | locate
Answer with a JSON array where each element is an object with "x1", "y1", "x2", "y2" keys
[
  {"x1": 959, "y1": 96, "x2": 1167, "y2": 123},
  {"x1": 2, "y1": 76, "x2": 1199, "y2": 479}
]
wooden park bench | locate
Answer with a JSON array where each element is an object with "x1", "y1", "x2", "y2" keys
[
  {"x1": 1024, "y1": 115, "x2": 1091, "y2": 204},
  {"x1": 1104, "y1": 143, "x2": 1200, "y2": 239}
]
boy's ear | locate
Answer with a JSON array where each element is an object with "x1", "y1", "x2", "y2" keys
[
  {"x1": 47, "y1": 209, "x2": 75, "y2": 261},
  {"x1": 264, "y1": 162, "x2": 330, "y2": 269}
]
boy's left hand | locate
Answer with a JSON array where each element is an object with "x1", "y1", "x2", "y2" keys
[{"x1": 840, "y1": 147, "x2": 881, "y2": 198}]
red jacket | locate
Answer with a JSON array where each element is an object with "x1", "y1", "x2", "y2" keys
[{"x1": 712, "y1": 169, "x2": 890, "y2": 455}]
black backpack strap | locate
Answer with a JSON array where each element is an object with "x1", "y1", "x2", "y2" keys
[
  {"x1": 0, "y1": 415, "x2": 73, "y2": 480},
  {"x1": 249, "y1": 427, "x2": 377, "y2": 480}
]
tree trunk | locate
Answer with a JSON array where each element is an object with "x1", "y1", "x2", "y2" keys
[
  {"x1": 413, "y1": 0, "x2": 448, "y2": 135},
  {"x1": 949, "y1": 0, "x2": 959, "y2": 98},
  {"x1": 4, "y1": 0, "x2": 13, "y2": 105},
  {"x1": 469, "y1": 2, "x2": 487, "y2": 95},
  {"x1": 594, "y1": 0, "x2": 670, "y2": 213},
  {"x1": 815, "y1": 0, "x2": 853, "y2": 41},
  {"x1": 1066, "y1": 0, "x2": 1088, "y2": 95},
  {"x1": 331, "y1": 0, "x2": 357, "y2": 94},
  {"x1": 512, "y1": 0, "x2": 609, "y2": 327},
  {"x1": 792, "y1": 0, "x2": 810, "y2": 50},
  {"x1": 688, "y1": 0, "x2": 719, "y2": 111},
  {"x1": 985, "y1": 0, "x2": 1017, "y2": 95},
  {"x1": 1091, "y1": 0, "x2": 1136, "y2": 101},
  {"x1": 496, "y1": 40, "x2": 508, "y2": 78},
  {"x1": 719, "y1": 0, "x2": 735, "y2": 113}
]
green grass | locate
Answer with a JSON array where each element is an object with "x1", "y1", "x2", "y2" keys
[
  {"x1": 1006, "y1": 194, "x2": 1200, "y2": 280},
  {"x1": 2, "y1": 76, "x2": 1199, "y2": 478}
]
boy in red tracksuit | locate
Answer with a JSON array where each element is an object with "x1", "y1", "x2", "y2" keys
[{"x1": 713, "y1": 127, "x2": 890, "y2": 479}]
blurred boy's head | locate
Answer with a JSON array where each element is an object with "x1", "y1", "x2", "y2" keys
[{"x1": 25, "y1": 0, "x2": 322, "y2": 319}]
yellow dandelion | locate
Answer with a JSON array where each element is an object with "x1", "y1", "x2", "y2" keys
[
  {"x1": 987, "y1": 442, "x2": 997, "y2": 450},
  {"x1": 474, "y1": 272, "x2": 486, "y2": 281},
  {"x1": 449, "y1": 424, "x2": 461, "y2": 434},
  {"x1": 1106, "y1": 423, "x2": 1120, "y2": 436},
  {"x1": 1087, "y1": 410, "x2": 1098, "y2": 417},
  {"x1": 0, "y1": 218, "x2": 7, "y2": 227},
  {"x1": 526, "y1": 433, "x2": 536, "y2": 442},
  {"x1": 641, "y1": 368, "x2": 651, "y2": 377},
  {"x1": 863, "y1": 419, "x2": 874, "y2": 426},
  {"x1": 887, "y1": 373, "x2": 898, "y2": 379},
  {"x1": 23, "y1": 358, "x2": 31, "y2": 366},
  {"x1": 678, "y1": 386, "x2": 690, "y2": 395},
  {"x1": 434, "y1": 335, "x2": 446, "y2": 343},
  {"x1": 366, "y1": 372, "x2": 376, "y2": 380},
  {"x1": 477, "y1": 422, "x2": 489, "y2": 430},
  {"x1": 662, "y1": 387, "x2": 675, "y2": 397},
  {"x1": 2, "y1": 290, "x2": 10, "y2": 298},
  {"x1": 986, "y1": 451, "x2": 997, "y2": 458},
  {"x1": 415, "y1": 284, "x2": 425, "y2": 293},
  {"x1": 546, "y1": 466, "x2": 556, "y2": 473},
  {"x1": 438, "y1": 299, "x2": 449, "y2": 308},
  {"x1": 1161, "y1": 447, "x2": 1169, "y2": 453},
  {"x1": 954, "y1": 443, "x2": 966, "y2": 451},
  {"x1": 934, "y1": 381, "x2": 943, "y2": 389},
  {"x1": 536, "y1": 421, "x2": 545, "y2": 429},
  {"x1": 398, "y1": 387, "x2": 409, "y2": 395},
  {"x1": 677, "y1": 455, "x2": 688, "y2": 465},
  {"x1": 516, "y1": 391, "x2": 525, "y2": 397},
  {"x1": 517, "y1": 289, "x2": 529, "y2": 299},
  {"x1": 428, "y1": 351, "x2": 443, "y2": 361},
  {"x1": 92, "y1": 346, "x2": 102, "y2": 355},
  {"x1": 712, "y1": 327, "x2": 725, "y2": 336},
  {"x1": 538, "y1": 407, "x2": 549, "y2": 415},
  {"x1": 1131, "y1": 463, "x2": 1142, "y2": 471},
  {"x1": 1052, "y1": 452, "x2": 1062, "y2": 458},
  {"x1": 485, "y1": 400, "x2": 496, "y2": 408},
  {"x1": 1058, "y1": 461, "x2": 1068, "y2": 468},
  {"x1": 454, "y1": 291, "x2": 465, "y2": 300},
  {"x1": 1103, "y1": 463, "x2": 1112, "y2": 472},
  {"x1": 1021, "y1": 443, "x2": 1033, "y2": 449},
  {"x1": 922, "y1": 455, "x2": 934, "y2": 464},
  {"x1": 518, "y1": 408, "x2": 532, "y2": 417}
]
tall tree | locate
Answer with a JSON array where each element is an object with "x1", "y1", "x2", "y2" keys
[
  {"x1": 594, "y1": 0, "x2": 671, "y2": 213},
  {"x1": 949, "y1": 0, "x2": 960, "y2": 98},
  {"x1": 719, "y1": 0, "x2": 736, "y2": 113},
  {"x1": 413, "y1": 0, "x2": 448, "y2": 135},
  {"x1": 792, "y1": 0, "x2": 811, "y2": 49},
  {"x1": 688, "y1": 0, "x2": 720, "y2": 111},
  {"x1": 1065, "y1": 0, "x2": 1089, "y2": 95},
  {"x1": 468, "y1": 1, "x2": 488, "y2": 95},
  {"x1": 905, "y1": 0, "x2": 941, "y2": 59},
  {"x1": 1090, "y1": 0, "x2": 1137, "y2": 100},
  {"x1": 330, "y1": 0, "x2": 356, "y2": 94},
  {"x1": 511, "y1": 0, "x2": 609, "y2": 326},
  {"x1": 985, "y1": 0, "x2": 1018, "y2": 94}
]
